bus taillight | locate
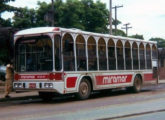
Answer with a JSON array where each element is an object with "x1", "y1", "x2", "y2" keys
[
  {"x1": 14, "y1": 74, "x2": 19, "y2": 81},
  {"x1": 49, "y1": 73, "x2": 54, "y2": 80},
  {"x1": 48, "y1": 73, "x2": 63, "y2": 81},
  {"x1": 54, "y1": 73, "x2": 63, "y2": 80}
]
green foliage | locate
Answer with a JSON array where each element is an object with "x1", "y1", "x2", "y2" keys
[
  {"x1": 112, "y1": 19, "x2": 121, "y2": 26},
  {"x1": 150, "y1": 37, "x2": 165, "y2": 48},
  {"x1": 36, "y1": 1, "x2": 53, "y2": 26},
  {"x1": 13, "y1": 7, "x2": 37, "y2": 28},
  {"x1": 129, "y1": 34, "x2": 144, "y2": 40},
  {"x1": 113, "y1": 29, "x2": 126, "y2": 37},
  {"x1": 12, "y1": 0, "x2": 109, "y2": 33},
  {"x1": 0, "y1": 0, "x2": 16, "y2": 27},
  {"x1": 0, "y1": 0, "x2": 16, "y2": 13},
  {"x1": 80, "y1": 0, "x2": 109, "y2": 33},
  {"x1": 0, "y1": 18, "x2": 12, "y2": 27}
]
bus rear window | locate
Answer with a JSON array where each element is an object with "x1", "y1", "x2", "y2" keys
[{"x1": 15, "y1": 35, "x2": 53, "y2": 72}]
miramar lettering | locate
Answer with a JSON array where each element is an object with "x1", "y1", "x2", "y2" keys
[{"x1": 103, "y1": 76, "x2": 128, "y2": 84}]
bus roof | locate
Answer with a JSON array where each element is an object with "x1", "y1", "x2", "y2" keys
[{"x1": 15, "y1": 27, "x2": 157, "y2": 44}]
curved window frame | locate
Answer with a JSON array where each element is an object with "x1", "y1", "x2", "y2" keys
[
  {"x1": 108, "y1": 39, "x2": 116, "y2": 70},
  {"x1": 146, "y1": 44, "x2": 152, "y2": 69},
  {"x1": 132, "y1": 42, "x2": 139, "y2": 70},
  {"x1": 87, "y1": 36, "x2": 97, "y2": 71},
  {"x1": 117, "y1": 40, "x2": 124, "y2": 70},
  {"x1": 139, "y1": 43, "x2": 145, "y2": 70},
  {"x1": 152, "y1": 45, "x2": 157, "y2": 60},
  {"x1": 98, "y1": 38, "x2": 107, "y2": 70},
  {"x1": 54, "y1": 34, "x2": 62, "y2": 71},
  {"x1": 125, "y1": 41, "x2": 132, "y2": 70},
  {"x1": 62, "y1": 33, "x2": 75, "y2": 71},
  {"x1": 76, "y1": 35, "x2": 87, "y2": 71}
]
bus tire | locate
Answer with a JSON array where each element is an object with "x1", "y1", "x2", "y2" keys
[
  {"x1": 76, "y1": 78, "x2": 91, "y2": 100},
  {"x1": 132, "y1": 75, "x2": 142, "y2": 93},
  {"x1": 39, "y1": 92, "x2": 54, "y2": 101}
]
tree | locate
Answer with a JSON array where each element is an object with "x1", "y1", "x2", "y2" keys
[
  {"x1": 0, "y1": 0, "x2": 18, "y2": 64},
  {"x1": 12, "y1": 0, "x2": 127, "y2": 35},
  {"x1": 12, "y1": 0, "x2": 110, "y2": 33},
  {"x1": 150, "y1": 37, "x2": 165, "y2": 48},
  {"x1": 129, "y1": 34, "x2": 144, "y2": 40},
  {"x1": 0, "y1": 0, "x2": 16, "y2": 27},
  {"x1": 112, "y1": 19, "x2": 121, "y2": 26},
  {"x1": 13, "y1": 7, "x2": 37, "y2": 28},
  {"x1": 80, "y1": 0, "x2": 109, "y2": 33},
  {"x1": 36, "y1": 1, "x2": 54, "y2": 26},
  {"x1": 112, "y1": 29, "x2": 126, "y2": 37}
]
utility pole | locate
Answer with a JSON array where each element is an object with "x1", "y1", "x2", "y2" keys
[
  {"x1": 121, "y1": 23, "x2": 132, "y2": 36},
  {"x1": 109, "y1": 0, "x2": 112, "y2": 35},
  {"x1": 112, "y1": 5, "x2": 123, "y2": 35},
  {"x1": 51, "y1": 0, "x2": 55, "y2": 26}
]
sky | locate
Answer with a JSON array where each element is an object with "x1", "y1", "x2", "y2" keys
[{"x1": 2, "y1": 0, "x2": 165, "y2": 40}]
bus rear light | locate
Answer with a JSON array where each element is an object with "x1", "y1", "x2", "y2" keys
[
  {"x1": 49, "y1": 73, "x2": 54, "y2": 80},
  {"x1": 14, "y1": 74, "x2": 19, "y2": 81},
  {"x1": 54, "y1": 73, "x2": 63, "y2": 80},
  {"x1": 53, "y1": 27, "x2": 60, "y2": 31}
]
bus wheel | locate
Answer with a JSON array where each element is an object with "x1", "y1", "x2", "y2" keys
[
  {"x1": 39, "y1": 92, "x2": 54, "y2": 101},
  {"x1": 76, "y1": 79, "x2": 91, "y2": 100},
  {"x1": 132, "y1": 75, "x2": 142, "y2": 93}
]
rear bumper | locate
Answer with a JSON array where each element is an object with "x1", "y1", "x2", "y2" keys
[{"x1": 13, "y1": 81, "x2": 65, "y2": 94}]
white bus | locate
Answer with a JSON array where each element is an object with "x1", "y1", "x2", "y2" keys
[{"x1": 13, "y1": 27, "x2": 158, "y2": 100}]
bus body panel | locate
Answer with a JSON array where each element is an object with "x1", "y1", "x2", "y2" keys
[
  {"x1": 13, "y1": 81, "x2": 64, "y2": 94},
  {"x1": 13, "y1": 70, "x2": 157, "y2": 94}
]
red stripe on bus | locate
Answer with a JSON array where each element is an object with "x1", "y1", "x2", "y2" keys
[
  {"x1": 66, "y1": 77, "x2": 77, "y2": 88},
  {"x1": 15, "y1": 73, "x2": 63, "y2": 80},
  {"x1": 17, "y1": 74, "x2": 49, "y2": 80},
  {"x1": 96, "y1": 74, "x2": 132, "y2": 85},
  {"x1": 144, "y1": 73, "x2": 156, "y2": 81}
]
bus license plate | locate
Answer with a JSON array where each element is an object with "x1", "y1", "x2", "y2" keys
[{"x1": 29, "y1": 83, "x2": 36, "y2": 89}]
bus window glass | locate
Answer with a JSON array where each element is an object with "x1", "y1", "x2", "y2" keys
[
  {"x1": 88, "y1": 37, "x2": 97, "y2": 71},
  {"x1": 108, "y1": 39, "x2": 116, "y2": 70},
  {"x1": 132, "y1": 42, "x2": 139, "y2": 70},
  {"x1": 15, "y1": 35, "x2": 53, "y2": 72},
  {"x1": 54, "y1": 35, "x2": 62, "y2": 71},
  {"x1": 98, "y1": 38, "x2": 107, "y2": 70},
  {"x1": 152, "y1": 45, "x2": 157, "y2": 59},
  {"x1": 63, "y1": 34, "x2": 75, "y2": 71},
  {"x1": 125, "y1": 41, "x2": 132, "y2": 70},
  {"x1": 76, "y1": 35, "x2": 87, "y2": 71},
  {"x1": 139, "y1": 43, "x2": 145, "y2": 69},
  {"x1": 146, "y1": 44, "x2": 152, "y2": 69},
  {"x1": 117, "y1": 40, "x2": 124, "y2": 70}
]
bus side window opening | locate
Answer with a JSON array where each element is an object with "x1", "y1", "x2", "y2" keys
[
  {"x1": 54, "y1": 35, "x2": 62, "y2": 71},
  {"x1": 63, "y1": 34, "x2": 75, "y2": 71}
]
